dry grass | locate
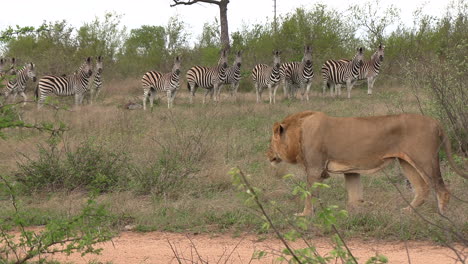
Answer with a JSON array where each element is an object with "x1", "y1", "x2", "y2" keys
[{"x1": 0, "y1": 79, "x2": 466, "y2": 242}]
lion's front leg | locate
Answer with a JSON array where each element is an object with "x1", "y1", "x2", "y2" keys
[
  {"x1": 344, "y1": 173, "x2": 365, "y2": 209},
  {"x1": 296, "y1": 168, "x2": 325, "y2": 217}
]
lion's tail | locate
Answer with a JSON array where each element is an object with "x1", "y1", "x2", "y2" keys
[{"x1": 440, "y1": 128, "x2": 468, "y2": 179}]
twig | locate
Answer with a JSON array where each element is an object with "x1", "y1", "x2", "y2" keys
[
  {"x1": 236, "y1": 168, "x2": 303, "y2": 264},
  {"x1": 185, "y1": 235, "x2": 207, "y2": 264},
  {"x1": 167, "y1": 239, "x2": 183, "y2": 264}
]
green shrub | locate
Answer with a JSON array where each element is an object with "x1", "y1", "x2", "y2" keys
[{"x1": 17, "y1": 141, "x2": 131, "y2": 192}]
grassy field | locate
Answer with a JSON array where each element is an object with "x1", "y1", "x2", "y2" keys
[{"x1": 0, "y1": 79, "x2": 466, "y2": 243}]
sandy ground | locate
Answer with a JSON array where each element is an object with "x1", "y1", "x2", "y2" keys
[{"x1": 40, "y1": 231, "x2": 466, "y2": 264}]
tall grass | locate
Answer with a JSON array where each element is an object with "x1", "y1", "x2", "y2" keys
[{"x1": 0, "y1": 80, "x2": 466, "y2": 242}]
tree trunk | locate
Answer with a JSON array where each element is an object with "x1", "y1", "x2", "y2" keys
[{"x1": 219, "y1": 0, "x2": 230, "y2": 52}]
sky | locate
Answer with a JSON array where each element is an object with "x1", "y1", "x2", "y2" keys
[{"x1": 0, "y1": 0, "x2": 451, "y2": 41}]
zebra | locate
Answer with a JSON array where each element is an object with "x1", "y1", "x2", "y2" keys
[
  {"x1": 337, "y1": 44, "x2": 385, "y2": 95},
  {"x1": 90, "y1": 56, "x2": 103, "y2": 104},
  {"x1": 142, "y1": 56, "x2": 181, "y2": 109},
  {"x1": 281, "y1": 45, "x2": 314, "y2": 101},
  {"x1": 186, "y1": 49, "x2": 228, "y2": 104},
  {"x1": 3, "y1": 62, "x2": 37, "y2": 105},
  {"x1": 252, "y1": 50, "x2": 282, "y2": 104},
  {"x1": 321, "y1": 47, "x2": 364, "y2": 99},
  {"x1": 36, "y1": 57, "x2": 94, "y2": 108},
  {"x1": 219, "y1": 50, "x2": 242, "y2": 99}
]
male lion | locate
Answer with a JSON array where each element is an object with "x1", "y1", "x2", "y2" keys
[{"x1": 267, "y1": 111, "x2": 467, "y2": 216}]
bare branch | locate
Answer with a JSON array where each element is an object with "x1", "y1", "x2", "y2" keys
[{"x1": 170, "y1": 0, "x2": 220, "y2": 7}]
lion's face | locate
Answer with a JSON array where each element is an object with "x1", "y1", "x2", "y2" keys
[
  {"x1": 267, "y1": 112, "x2": 314, "y2": 166},
  {"x1": 267, "y1": 122, "x2": 286, "y2": 166}
]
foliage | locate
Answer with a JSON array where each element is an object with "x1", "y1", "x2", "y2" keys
[
  {"x1": 348, "y1": 0, "x2": 401, "y2": 47},
  {"x1": 0, "y1": 175, "x2": 115, "y2": 264},
  {"x1": 17, "y1": 140, "x2": 131, "y2": 193},
  {"x1": 231, "y1": 168, "x2": 389, "y2": 263},
  {"x1": 402, "y1": 0, "x2": 468, "y2": 154}
]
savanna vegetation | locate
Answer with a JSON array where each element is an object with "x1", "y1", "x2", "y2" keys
[{"x1": 0, "y1": 0, "x2": 467, "y2": 263}]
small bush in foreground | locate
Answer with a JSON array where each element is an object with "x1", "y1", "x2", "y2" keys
[{"x1": 16, "y1": 140, "x2": 131, "y2": 192}]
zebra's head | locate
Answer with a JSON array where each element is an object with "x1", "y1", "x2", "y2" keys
[
  {"x1": 96, "y1": 56, "x2": 103, "y2": 74},
  {"x1": 26, "y1": 63, "x2": 37, "y2": 82},
  {"x1": 173, "y1": 56, "x2": 181, "y2": 75},
  {"x1": 0, "y1": 58, "x2": 5, "y2": 72},
  {"x1": 354, "y1": 47, "x2": 364, "y2": 66},
  {"x1": 303, "y1": 45, "x2": 312, "y2": 66},
  {"x1": 234, "y1": 50, "x2": 242, "y2": 68},
  {"x1": 82, "y1": 57, "x2": 93, "y2": 77},
  {"x1": 374, "y1": 43, "x2": 385, "y2": 62},
  {"x1": 10, "y1": 58, "x2": 17, "y2": 75},
  {"x1": 218, "y1": 49, "x2": 228, "y2": 69},
  {"x1": 273, "y1": 50, "x2": 282, "y2": 69}
]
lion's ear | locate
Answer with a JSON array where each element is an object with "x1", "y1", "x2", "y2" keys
[{"x1": 273, "y1": 122, "x2": 285, "y2": 139}]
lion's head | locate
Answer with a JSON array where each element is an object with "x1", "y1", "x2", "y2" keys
[{"x1": 267, "y1": 111, "x2": 315, "y2": 166}]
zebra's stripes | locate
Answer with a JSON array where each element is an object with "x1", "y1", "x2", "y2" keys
[
  {"x1": 338, "y1": 44, "x2": 385, "y2": 95},
  {"x1": 220, "y1": 50, "x2": 242, "y2": 99},
  {"x1": 281, "y1": 45, "x2": 314, "y2": 101},
  {"x1": 321, "y1": 47, "x2": 364, "y2": 99},
  {"x1": 142, "y1": 56, "x2": 181, "y2": 109},
  {"x1": 36, "y1": 57, "x2": 94, "y2": 108},
  {"x1": 3, "y1": 62, "x2": 37, "y2": 105},
  {"x1": 90, "y1": 56, "x2": 103, "y2": 104},
  {"x1": 252, "y1": 50, "x2": 282, "y2": 104},
  {"x1": 186, "y1": 49, "x2": 228, "y2": 104}
]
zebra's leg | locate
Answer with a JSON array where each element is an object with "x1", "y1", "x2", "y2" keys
[
  {"x1": 166, "y1": 90, "x2": 171, "y2": 109},
  {"x1": 20, "y1": 92, "x2": 27, "y2": 106},
  {"x1": 337, "y1": 84, "x2": 342, "y2": 96},
  {"x1": 203, "y1": 88, "x2": 210, "y2": 104},
  {"x1": 188, "y1": 83, "x2": 195, "y2": 104},
  {"x1": 368, "y1": 77, "x2": 375, "y2": 95},
  {"x1": 171, "y1": 90, "x2": 177, "y2": 108},
  {"x1": 346, "y1": 80, "x2": 352, "y2": 99},
  {"x1": 282, "y1": 79, "x2": 288, "y2": 99},
  {"x1": 74, "y1": 93, "x2": 80, "y2": 106},
  {"x1": 142, "y1": 87, "x2": 149, "y2": 110},
  {"x1": 216, "y1": 84, "x2": 223, "y2": 102},
  {"x1": 149, "y1": 89, "x2": 156, "y2": 108},
  {"x1": 37, "y1": 91, "x2": 45, "y2": 109},
  {"x1": 284, "y1": 81, "x2": 289, "y2": 100},
  {"x1": 305, "y1": 83, "x2": 312, "y2": 101},
  {"x1": 322, "y1": 81, "x2": 327, "y2": 96},
  {"x1": 273, "y1": 84, "x2": 279, "y2": 104},
  {"x1": 12, "y1": 92, "x2": 17, "y2": 104},
  {"x1": 255, "y1": 83, "x2": 260, "y2": 103},
  {"x1": 268, "y1": 84, "x2": 273, "y2": 104},
  {"x1": 233, "y1": 83, "x2": 239, "y2": 99}
]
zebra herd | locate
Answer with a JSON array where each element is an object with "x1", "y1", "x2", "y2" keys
[
  {"x1": 0, "y1": 44, "x2": 385, "y2": 109},
  {"x1": 142, "y1": 44, "x2": 384, "y2": 109},
  {"x1": 0, "y1": 56, "x2": 103, "y2": 108}
]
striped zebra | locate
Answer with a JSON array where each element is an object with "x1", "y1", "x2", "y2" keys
[
  {"x1": 142, "y1": 56, "x2": 181, "y2": 109},
  {"x1": 186, "y1": 49, "x2": 228, "y2": 104},
  {"x1": 3, "y1": 62, "x2": 37, "y2": 105},
  {"x1": 281, "y1": 45, "x2": 314, "y2": 101},
  {"x1": 321, "y1": 47, "x2": 364, "y2": 99},
  {"x1": 219, "y1": 50, "x2": 242, "y2": 99},
  {"x1": 90, "y1": 56, "x2": 103, "y2": 104},
  {"x1": 252, "y1": 50, "x2": 282, "y2": 104},
  {"x1": 337, "y1": 44, "x2": 385, "y2": 95},
  {"x1": 36, "y1": 57, "x2": 94, "y2": 108}
]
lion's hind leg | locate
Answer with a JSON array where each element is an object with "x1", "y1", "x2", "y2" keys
[
  {"x1": 344, "y1": 173, "x2": 364, "y2": 209},
  {"x1": 399, "y1": 159, "x2": 430, "y2": 212}
]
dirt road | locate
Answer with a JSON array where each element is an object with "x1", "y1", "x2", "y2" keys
[{"x1": 44, "y1": 231, "x2": 464, "y2": 264}]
